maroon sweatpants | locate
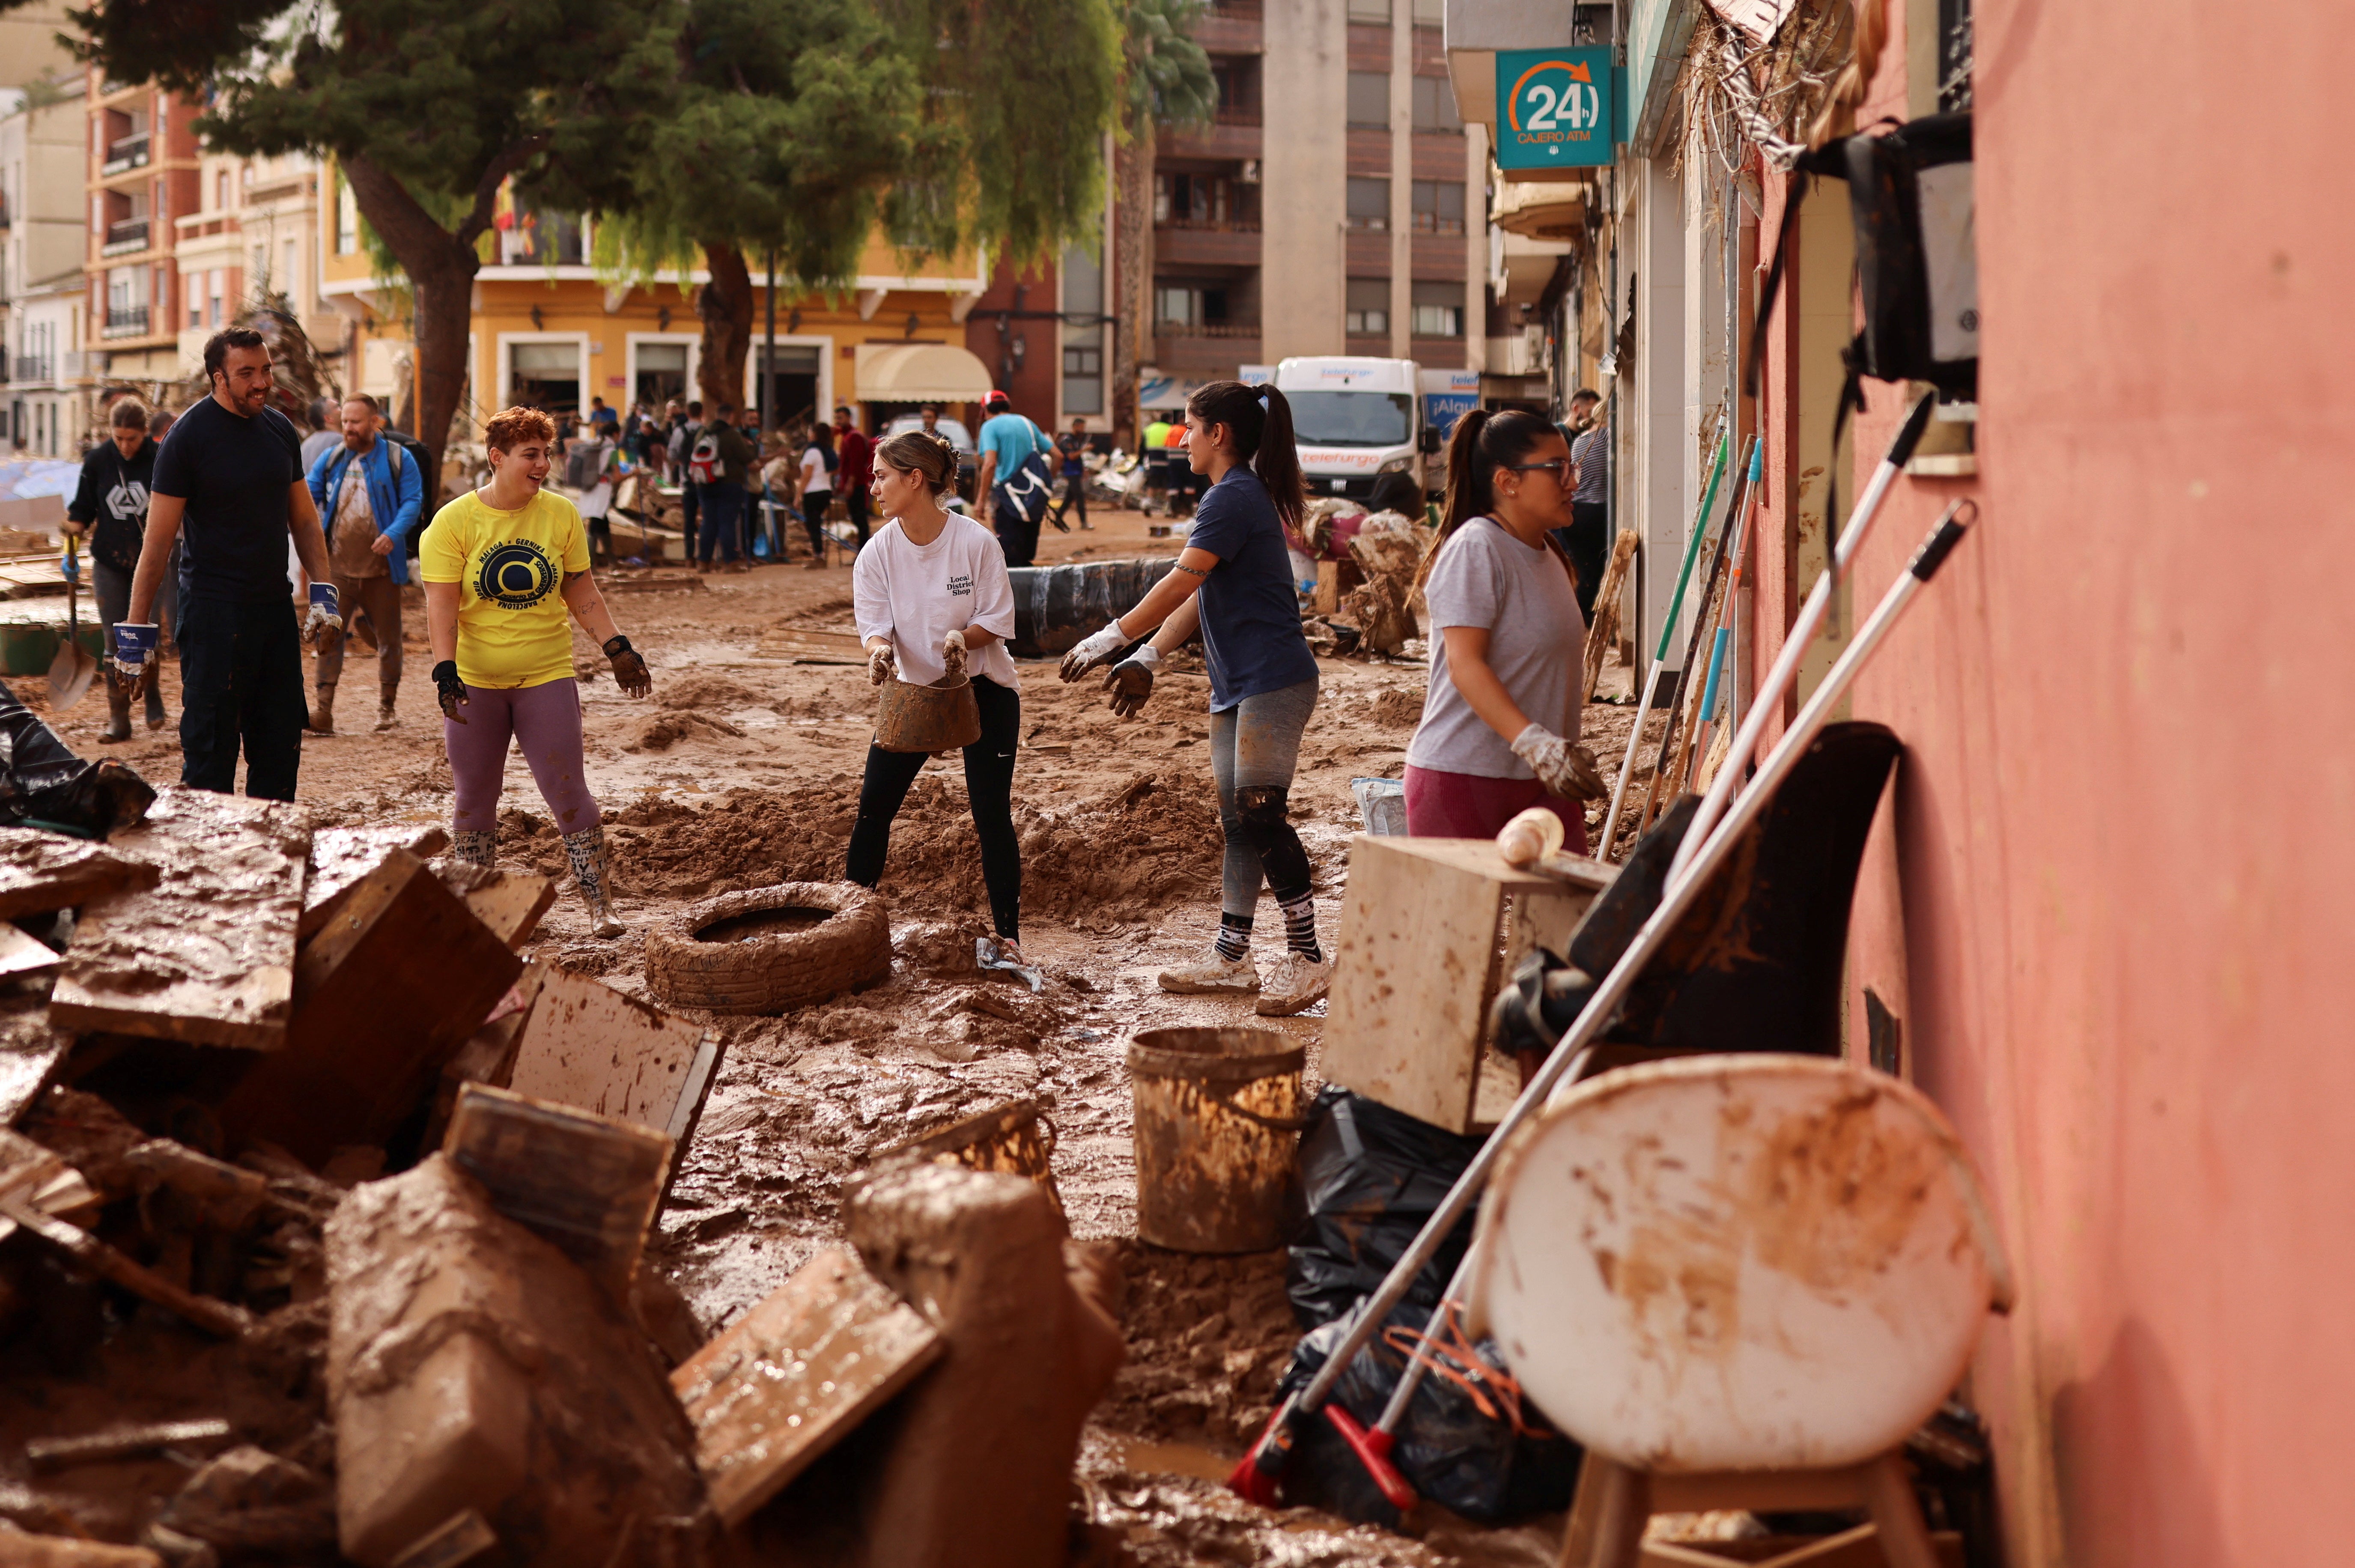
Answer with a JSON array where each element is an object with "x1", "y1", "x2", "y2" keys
[{"x1": 1402, "y1": 764, "x2": 1590, "y2": 855}]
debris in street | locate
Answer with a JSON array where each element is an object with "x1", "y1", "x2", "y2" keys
[
  {"x1": 298, "y1": 823, "x2": 453, "y2": 941},
  {"x1": 324, "y1": 1154, "x2": 712, "y2": 1568},
  {"x1": 443, "y1": 1083, "x2": 673, "y2": 1296},
  {"x1": 0, "y1": 991, "x2": 72, "y2": 1124},
  {"x1": 428, "y1": 860, "x2": 557, "y2": 949},
  {"x1": 48, "y1": 787, "x2": 310, "y2": 1050},
  {"x1": 670, "y1": 1245, "x2": 942, "y2": 1527},
  {"x1": 24, "y1": 1419, "x2": 234, "y2": 1476},
  {"x1": 1287, "y1": 1088, "x2": 1484, "y2": 1330},
  {"x1": 504, "y1": 963, "x2": 721, "y2": 1138},
  {"x1": 0, "y1": 829, "x2": 155, "y2": 920},
  {"x1": 870, "y1": 1098, "x2": 1065, "y2": 1224},
  {"x1": 1127, "y1": 1027, "x2": 1304, "y2": 1255}
]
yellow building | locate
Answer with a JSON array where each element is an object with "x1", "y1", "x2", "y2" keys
[{"x1": 318, "y1": 178, "x2": 1002, "y2": 437}]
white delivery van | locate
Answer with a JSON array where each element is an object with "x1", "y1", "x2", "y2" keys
[{"x1": 1273, "y1": 357, "x2": 1438, "y2": 505}]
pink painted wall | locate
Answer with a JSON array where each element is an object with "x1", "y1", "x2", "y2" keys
[{"x1": 1753, "y1": 2, "x2": 2355, "y2": 1563}]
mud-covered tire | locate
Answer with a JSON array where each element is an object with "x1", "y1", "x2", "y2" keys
[{"x1": 644, "y1": 882, "x2": 892, "y2": 1014}]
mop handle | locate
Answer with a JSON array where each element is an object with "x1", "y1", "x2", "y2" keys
[
  {"x1": 1639, "y1": 437, "x2": 1757, "y2": 828},
  {"x1": 1698, "y1": 445, "x2": 1765, "y2": 722},
  {"x1": 1293, "y1": 498, "x2": 1976, "y2": 1421},
  {"x1": 1668, "y1": 394, "x2": 1936, "y2": 887},
  {"x1": 1593, "y1": 663, "x2": 1664, "y2": 858}
]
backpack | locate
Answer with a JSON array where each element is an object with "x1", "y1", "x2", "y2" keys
[
  {"x1": 563, "y1": 438, "x2": 605, "y2": 490},
  {"x1": 992, "y1": 417, "x2": 1055, "y2": 526},
  {"x1": 688, "y1": 429, "x2": 724, "y2": 486}
]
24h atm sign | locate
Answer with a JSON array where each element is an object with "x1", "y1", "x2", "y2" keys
[{"x1": 1494, "y1": 47, "x2": 1615, "y2": 171}]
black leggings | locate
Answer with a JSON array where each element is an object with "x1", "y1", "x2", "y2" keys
[{"x1": 846, "y1": 674, "x2": 1021, "y2": 938}]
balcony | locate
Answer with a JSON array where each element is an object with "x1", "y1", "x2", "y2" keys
[
  {"x1": 1213, "y1": 104, "x2": 1263, "y2": 128},
  {"x1": 100, "y1": 132, "x2": 150, "y2": 176},
  {"x1": 1194, "y1": 2, "x2": 1264, "y2": 53},
  {"x1": 1156, "y1": 319, "x2": 1262, "y2": 339},
  {"x1": 1154, "y1": 221, "x2": 1263, "y2": 269},
  {"x1": 102, "y1": 306, "x2": 150, "y2": 338},
  {"x1": 1161, "y1": 120, "x2": 1262, "y2": 160},
  {"x1": 11, "y1": 357, "x2": 51, "y2": 382},
  {"x1": 101, "y1": 218, "x2": 150, "y2": 256}
]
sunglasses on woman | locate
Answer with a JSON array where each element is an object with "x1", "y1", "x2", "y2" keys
[{"x1": 1503, "y1": 459, "x2": 1574, "y2": 484}]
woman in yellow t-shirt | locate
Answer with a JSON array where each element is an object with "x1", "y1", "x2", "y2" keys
[{"x1": 421, "y1": 406, "x2": 652, "y2": 937}]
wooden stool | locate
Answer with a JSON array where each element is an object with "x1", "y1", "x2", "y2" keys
[{"x1": 1466, "y1": 1055, "x2": 2012, "y2": 1568}]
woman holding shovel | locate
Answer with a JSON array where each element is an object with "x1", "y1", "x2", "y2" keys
[
  {"x1": 422, "y1": 406, "x2": 652, "y2": 939},
  {"x1": 849, "y1": 430, "x2": 1026, "y2": 966},
  {"x1": 1058, "y1": 381, "x2": 1329, "y2": 1017},
  {"x1": 1403, "y1": 408, "x2": 1607, "y2": 844}
]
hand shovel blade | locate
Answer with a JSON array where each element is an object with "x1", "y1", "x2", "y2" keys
[{"x1": 46, "y1": 636, "x2": 96, "y2": 712}]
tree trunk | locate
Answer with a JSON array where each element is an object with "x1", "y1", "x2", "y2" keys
[
  {"x1": 698, "y1": 243, "x2": 755, "y2": 412},
  {"x1": 342, "y1": 155, "x2": 483, "y2": 497},
  {"x1": 1112, "y1": 123, "x2": 1154, "y2": 451}
]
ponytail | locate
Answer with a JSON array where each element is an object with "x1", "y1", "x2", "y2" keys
[
  {"x1": 1185, "y1": 380, "x2": 1306, "y2": 534},
  {"x1": 1416, "y1": 406, "x2": 1571, "y2": 593}
]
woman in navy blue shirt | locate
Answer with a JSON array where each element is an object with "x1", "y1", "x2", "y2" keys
[{"x1": 1061, "y1": 381, "x2": 1329, "y2": 1016}]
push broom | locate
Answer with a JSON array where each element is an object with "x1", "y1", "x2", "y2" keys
[{"x1": 1231, "y1": 403, "x2": 1957, "y2": 1515}]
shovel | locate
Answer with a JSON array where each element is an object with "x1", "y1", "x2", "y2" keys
[{"x1": 47, "y1": 544, "x2": 97, "y2": 713}]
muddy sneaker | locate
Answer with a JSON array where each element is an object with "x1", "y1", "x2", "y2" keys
[
  {"x1": 1254, "y1": 951, "x2": 1333, "y2": 1017},
  {"x1": 1157, "y1": 952, "x2": 1260, "y2": 995}
]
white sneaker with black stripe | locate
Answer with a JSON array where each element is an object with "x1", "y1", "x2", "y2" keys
[
  {"x1": 1255, "y1": 951, "x2": 1333, "y2": 1017},
  {"x1": 1157, "y1": 951, "x2": 1260, "y2": 995}
]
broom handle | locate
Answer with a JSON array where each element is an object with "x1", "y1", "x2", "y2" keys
[
  {"x1": 1668, "y1": 393, "x2": 1935, "y2": 888},
  {"x1": 1684, "y1": 444, "x2": 1765, "y2": 788},
  {"x1": 1291, "y1": 498, "x2": 1976, "y2": 1422},
  {"x1": 1646, "y1": 440, "x2": 1756, "y2": 827}
]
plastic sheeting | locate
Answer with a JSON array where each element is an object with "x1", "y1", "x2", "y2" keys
[
  {"x1": 0, "y1": 678, "x2": 153, "y2": 835},
  {"x1": 1285, "y1": 1086, "x2": 1484, "y2": 1330}
]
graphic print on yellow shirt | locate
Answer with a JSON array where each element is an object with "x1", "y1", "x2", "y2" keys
[{"x1": 419, "y1": 488, "x2": 590, "y2": 689}]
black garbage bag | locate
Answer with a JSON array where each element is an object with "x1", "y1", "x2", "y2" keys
[
  {"x1": 1286, "y1": 1086, "x2": 1485, "y2": 1330},
  {"x1": 1273, "y1": 1297, "x2": 1582, "y2": 1525},
  {"x1": 0, "y1": 679, "x2": 153, "y2": 836},
  {"x1": 1005, "y1": 558, "x2": 1177, "y2": 657}
]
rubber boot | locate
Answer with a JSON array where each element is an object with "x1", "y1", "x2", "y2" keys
[
  {"x1": 99, "y1": 679, "x2": 131, "y2": 744},
  {"x1": 374, "y1": 681, "x2": 399, "y2": 732},
  {"x1": 307, "y1": 683, "x2": 335, "y2": 736},
  {"x1": 561, "y1": 823, "x2": 625, "y2": 939},
  {"x1": 451, "y1": 828, "x2": 496, "y2": 869},
  {"x1": 142, "y1": 673, "x2": 166, "y2": 731}
]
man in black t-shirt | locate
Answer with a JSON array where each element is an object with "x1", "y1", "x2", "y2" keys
[
  {"x1": 66, "y1": 396, "x2": 162, "y2": 740},
  {"x1": 127, "y1": 327, "x2": 336, "y2": 801}
]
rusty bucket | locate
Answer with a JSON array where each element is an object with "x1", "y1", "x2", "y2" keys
[
  {"x1": 874, "y1": 672, "x2": 983, "y2": 753},
  {"x1": 1126, "y1": 1026, "x2": 1305, "y2": 1253}
]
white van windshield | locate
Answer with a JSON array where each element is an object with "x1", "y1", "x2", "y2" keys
[{"x1": 1286, "y1": 391, "x2": 1414, "y2": 448}]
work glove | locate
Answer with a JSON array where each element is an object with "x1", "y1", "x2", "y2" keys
[
  {"x1": 301, "y1": 582, "x2": 343, "y2": 647},
  {"x1": 432, "y1": 659, "x2": 470, "y2": 725},
  {"x1": 867, "y1": 642, "x2": 897, "y2": 687},
  {"x1": 942, "y1": 628, "x2": 967, "y2": 681},
  {"x1": 1103, "y1": 644, "x2": 1161, "y2": 719},
  {"x1": 604, "y1": 634, "x2": 652, "y2": 698},
  {"x1": 1058, "y1": 620, "x2": 1130, "y2": 683},
  {"x1": 1511, "y1": 724, "x2": 1610, "y2": 801},
  {"x1": 107, "y1": 622, "x2": 157, "y2": 697}
]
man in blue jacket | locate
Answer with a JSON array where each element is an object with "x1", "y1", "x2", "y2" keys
[{"x1": 304, "y1": 392, "x2": 423, "y2": 733}]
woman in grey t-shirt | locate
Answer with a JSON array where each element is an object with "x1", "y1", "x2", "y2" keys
[{"x1": 1404, "y1": 408, "x2": 1607, "y2": 847}]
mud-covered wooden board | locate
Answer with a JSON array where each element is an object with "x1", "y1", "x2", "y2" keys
[
  {"x1": 300, "y1": 822, "x2": 451, "y2": 941},
  {"x1": 49, "y1": 787, "x2": 311, "y2": 1051},
  {"x1": 0, "y1": 995, "x2": 69, "y2": 1126},
  {"x1": 430, "y1": 860, "x2": 558, "y2": 949},
  {"x1": 506, "y1": 966, "x2": 715, "y2": 1136},
  {"x1": 671, "y1": 1246, "x2": 942, "y2": 1526},
  {"x1": 0, "y1": 828, "x2": 156, "y2": 920},
  {"x1": 444, "y1": 1083, "x2": 672, "y2": 1293}
]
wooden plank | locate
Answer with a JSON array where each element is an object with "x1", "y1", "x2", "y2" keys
[
  {"x1": 670, "y1": 1246, "x2": 944, "y2": 1527},
  {"x1": 1470, "y1": 881, "x2": 1596, "y2": 1127},
  {"x1": 754, "y1": 626, "x2": 865, "y2": 664},
  {"x1": 1324, "y1": 835, "x2": 1509, "y2": 1132},
  {"x1": 0, "y1": 829, "x2": 156, "y2": 920},
  {"x1": 0, "y1": 923, "x2": 60, "y2": 983},
  {"x1": 0, "y1": 994, "x2": 72, "y2": 1126},
  {"x1": 0, "y1": 1127, "x2": 99, "y2": 1242},
  {"x1": 431, "y1": 861, "x2": 558, "y2": 949},
  {"x1": 506, "y1": 966, "x2": 715, "y2": 1132},
  {"x1": 1348, "y1": 832, "x2": 1568, "y2": 888},
  {"x1": 300, "y1": 823, "x2": 452, "y2": 942},
  {"x1": 443, "y1": 1083, "x2": 672, "y2": 1296},
  {"x1": 48, "y1": 787, "x2": 310, "y2": 1051},
  {"x1": 218, "y1": 850, "x2": 522, "y2": 1164}
]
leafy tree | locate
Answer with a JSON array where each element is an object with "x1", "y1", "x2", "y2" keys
[{"x1": 1111, "y1": 0, "x2": 1216, "y2": 444}]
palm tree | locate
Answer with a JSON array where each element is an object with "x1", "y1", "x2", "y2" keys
[{"x1": 1113, "y1": 0, "x2": 1217, "y2": 447}]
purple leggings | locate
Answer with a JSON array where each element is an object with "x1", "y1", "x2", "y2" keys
[{"x1": 444, "y1": 678, "x2": 601, "y2": 835}]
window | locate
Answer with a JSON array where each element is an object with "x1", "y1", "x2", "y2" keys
[
  {"x1": 1348, "y1": 0, "x2": 1391, "y2": 21},
  {"x1": 185, "y1": 271, "x2": 201, "y2": 329},
  {"x1": 1062, "y1": 244, "x2": 1102, "y2": 317},
  {"x1": 1347, "y1": 72, "x2": 1390, "y2": 129},
  {"x1": 1347, "y1": 177, "x2": 1390, "y2": 230},
  {"x1": 1063, "y1": 343, "x2": 1103, "y2": 414},
  {"x1": 1211, "y1": 58, "x2": 1260, "y2": 123},
  {"x1": 1156, "y1": 171, "x2": 1257, "y2": 229},
  {"x1": 215, "y1": 170, "x2": 229, "y2": 212},
  {"x1": 1411, "y1": 179, "x2": 1466, "y2": 234},
  {"x1": 509, "y1": 341, "x2": 582, "y2": 421},
  {"x1": 1154, "y1": 283, "x2": 1231, "y2": 331},
  {"x1": 336, "y1": 176, "x2": 360, "y2": 255},
  {"x1": 283, "y1": 239, "x2": 298, "y2": 303},
  {"x1": 1411, "y1": 280, "x2": 1463, "y2": 337},
  {"x1": 207, "y1": 268, "x2": 224, "y2": 327},
  {"x1": 634, "y1": 342, "x2": 688, "y2": 408},
  {"x1": 1345, "y1": 278, "x2": 1390, "y2": 337},
  {"x1": 1411, "y1": 0, "x2": 1444, "y2": 21},
  {"x1": 1413, "y1": 76, "x2": 1463, "y2": 132}
]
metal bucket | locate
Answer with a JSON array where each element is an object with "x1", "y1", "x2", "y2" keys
[
  {"x1": 871, "y1": 1098, "x2": 1065, "y2": 1227},
  {"x1": 874, "y1": 672, "x2": 983, "y2": 753},
  {"x1": 1126, "y1": 1026, "x2": 1305, "y2": 1253}
]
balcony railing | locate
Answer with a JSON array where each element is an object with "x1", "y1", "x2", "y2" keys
[
  {"x1": 101, "y1": 132, "x2": 150, "y2": 176},
  {"x1": 1156, "y1": 320, "x2": 1262, "y2": 338},
  {"x1": 101, "y1": 218, "x2": 150, "y2": 255},
  {"x1": 11, "y1": 357, "x2": 51, "y2": 382},
  {"x1": 102, "y1": 306, "x2": 150, "y2": 337},
  {"x1": 1158, "y1": 216, "x2": 1263, "y2": 233},
  {"x1": 1213, "y1": 104, "x2": 1263, "y2": 126}
]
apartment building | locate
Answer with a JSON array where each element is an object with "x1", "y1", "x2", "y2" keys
[
  {"x1": 1139, "y1": 0, "x2": 1488, "y2": 409},
  {"x1": 172, "y1": 147, "x2": 342, "y2": 385},
  {"x1": 85, "y1": 70, "x2": 197, "y2": 398},
  {"x1": 0, "y1": 75, "x2": 87, "y2": 453}
]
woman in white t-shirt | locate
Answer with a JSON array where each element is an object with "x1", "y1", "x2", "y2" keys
[
  {"x1": 848, "y1": 430, "x2": 1026, "y2": 963},
  {"x1": 1404, "y1": 408, "x2": 1608, "y2": 846},
  {"x1": 797, "y1": 425, "x2": 836, "y2": 567}
]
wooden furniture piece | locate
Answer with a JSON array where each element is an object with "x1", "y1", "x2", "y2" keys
[
  {"x1": 1468, "y1": 1055, "x2": 2012, "y2": 1568},
  {"x1": 1324, "y1": 835, "x2": 1614, "y2": 1133}
]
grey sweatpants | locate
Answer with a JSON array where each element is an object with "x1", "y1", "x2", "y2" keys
[{"x1": 1207, "y1": 676, "x2": 1319, "y2": 918}]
